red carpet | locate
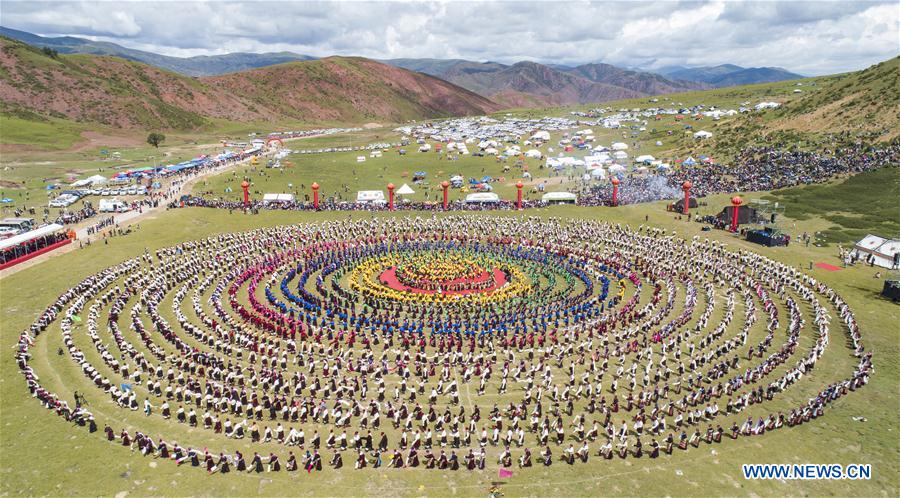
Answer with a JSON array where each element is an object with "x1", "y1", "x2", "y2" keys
[
  {"x1": 815, "y1": 262, "x2": 841, "y2": 271},
  {"x1": 380, "y1": 266, "x2": 508, "y2": 295}
]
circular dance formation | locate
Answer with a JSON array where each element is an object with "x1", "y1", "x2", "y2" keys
[{"x1": 15, "y1": 216, "x2": 871, "y2": 475}]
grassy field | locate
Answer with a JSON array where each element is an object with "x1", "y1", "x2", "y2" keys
[
  {"x1": 1, "y1": 60, "x2": 898, "y2": 497},
  {"x1": 763, "y1": 167, "x2": 900, "y2": 244},
  {"x1": 1, "y1": 170, "x2": 898, "y2": 496}
]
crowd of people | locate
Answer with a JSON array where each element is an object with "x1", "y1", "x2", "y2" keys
[
  {"x1": 668, "y1": 142, "x2": 899, "y2": 197},
  {"x1": 170, "y1": 142, "x2": 897, "y2": 213},
  {"x1": 14, "y1": 217, "x2": 871, "y2": 476},
  {"x1": 56, "y1": 205, "x2": 97, "y2": 225}
]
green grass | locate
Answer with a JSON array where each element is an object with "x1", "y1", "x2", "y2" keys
[
  {"x1": 763, "y1": 167, "x2": 900, "y2": 244},
  {"x1": 1, "y1": 175, "x2": 898, "y2": 496},
  {"x1": 0, "y1": 114, "x2": 86, "y2": 150}
]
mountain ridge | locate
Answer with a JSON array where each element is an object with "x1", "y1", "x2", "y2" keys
[
  {"x1": 659, "y1": 63, "x2": 803, "y2": 86},
  {"x1": 0, "y1": 36, "x2": 499, "y2": 131}
]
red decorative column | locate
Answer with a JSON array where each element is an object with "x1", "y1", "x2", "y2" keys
[
  {"x1": 611, "y1": 178, "x2": 620, "y2": 206},
  {"x1": 387, "y1": 183, "x2": 395, "y2": 211},
  {"x1": 516, "y1": 181, "x2": 523, "y2": 210},
  {"x1": 682, "y1": 181, "x2": 692, "y2": 215},
  {"x1": 241, "y1": 180, "x2": 250, "y2": 207},
  {"x1": 730, "y1": 195, "x2": 742, "y2": 232},
  {"x1": 311, "y1": 182, "x2": 320, "y2": 210},
  {"x1": 441, "y1": 181, "x2": 450, "y2": 210}
]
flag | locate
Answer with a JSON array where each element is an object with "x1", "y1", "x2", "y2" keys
[{"x1": 498, "y1": 468, "x2": 513, "y2": 479}]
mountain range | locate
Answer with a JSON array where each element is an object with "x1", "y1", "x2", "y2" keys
[
  {"x1": 1, "y1": 26, "x2": 805, "y2": 108},
  {"x1": 385, "y1": 59, "x2": 708, "y2": 107},
  {"x1": 0, "y1": 26, "x2": 316, "y2": 77},
  {"x1": 0, "y1": 36, "x2": 499, "y2": 130},
  {"x1": 658, "y1": 64, "x2": 803, "y2": 86}
]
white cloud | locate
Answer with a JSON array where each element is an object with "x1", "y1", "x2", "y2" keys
[{"x1": 1, "y1": 0, "x2": 896, "y2": 75}]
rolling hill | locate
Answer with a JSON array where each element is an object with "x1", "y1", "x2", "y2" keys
[{"x1": 0, "y1": 36, "x2": 499, "y2": 132}]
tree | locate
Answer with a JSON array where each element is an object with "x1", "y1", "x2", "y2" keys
[{"x1": 147, "y1": 133, "x2": 166, "y2": 148}]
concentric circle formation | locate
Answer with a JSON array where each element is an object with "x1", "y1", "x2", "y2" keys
[{"x1": 15, "y1": 217, "x2": 872, "y2": 475}]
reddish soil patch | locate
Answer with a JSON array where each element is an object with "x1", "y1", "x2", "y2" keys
[{"x1": 380, "y1": 266, "x2": 508, "y2": 295}]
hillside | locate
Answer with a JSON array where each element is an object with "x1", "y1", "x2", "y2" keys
[
  {"x1": 0, "y1": 36, "x2": 499, "y2": 133},
  {"x1": 0, "y1": 26, "x2": 315, "y2": 76},
  {"x1": 204, "y1": 57, "x2": 502, "y2": 122},
  {"x1": 769, "y1": 57, "x2": 899, "y2": 139},
  {"x1": 0, "y1": 36, "x2": 255, "y2": 130}
]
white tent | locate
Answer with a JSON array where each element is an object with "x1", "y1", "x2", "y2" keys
[
  {"x1": 71, "y1": 174, "x2": 107, "y2": 187},
  {"x1": 693, "y1": 130, "x2": 713, "y2": 139},
  {"x1": 542, "y1": 192, "x2": 577, "y2": 204},
  {"x1": 608, "y1": 164, "x2": 626, "y2": 174},
  {"x1": 395, "y1": 183, "x2": 415, "y2": 195},
  {"x1": 261, "y1": 193, "x2": 296, "y2": 204},
  {"x1": 635, "y1": 155, "x2": 655, "y2": 163},
  {"x1": 611, "y1": 142, "x2": 629, "y2": 151},
  {"x1": 485, "y1": 147, "x2": 499, "y2": 155},
  {"x1": 418, "y1": 144, "x2": 431, "y2": 152},
  {"x1": 465, "y1": 192, "x2": 500, "y2": 204},
  {"x1": 525, "y1": 149, "x2": 542, "y2": 159},
  {"x1": 356, "y1": 156, "x2": 366, "y2": 162},
  {"x1": 590, "y1": 168, "x2": 607, "y2": 179},
  {"x1": 755, "y1": 101, "x2": 781, "y2": 110},
  {"x1": 356, "y1": 190, "x2": 386, "y2": 204},
  {"x1": 613, "y1": 151, "x2": 628, "y2": 160},
  {"x1": 851, "y1": 234, "x2": 900, "y2": 269},
  {"x1": 584, "y1": 155, "x2": 609, "y2": 167},
  {"x1": 530, "y1": 131, "x2": 550, "y2": 141}
]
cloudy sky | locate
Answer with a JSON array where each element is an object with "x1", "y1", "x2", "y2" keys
[{"x1": 1, "y1": 0, "x2": 897, "y2": 75}]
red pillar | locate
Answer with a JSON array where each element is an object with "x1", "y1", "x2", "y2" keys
[
  {"x1": 441, "y1": 181, "x2": 449, "y2": 210},
  {"x1": 730, "y1": 196, "x2": 742, "y2": 232},
  {"x1": 311, "y1": 182, "x2": 320, "y2": 210},
  {"x1": 387, "y1": 183, "x2": 395, "y2": 211},
  {"x1": 516, "y1": 181, "x2": 523, "y2": 210},
  {"x1": 241, "y1": 180, "x2": 250, "y2": 207},
  {"x1": 682, "y1": 181, "x2": 692, "y2": 215},
  {"x1": 611, "y1": 178, "x2": 620, "y2": 206}
]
